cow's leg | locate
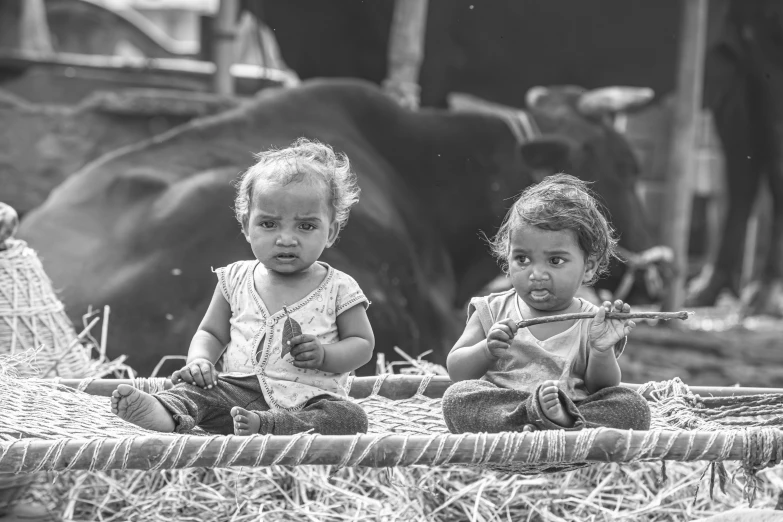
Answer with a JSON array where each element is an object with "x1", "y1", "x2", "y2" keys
[{"x1": 687, "y1": 72, "x2": 764, "y2": 306}]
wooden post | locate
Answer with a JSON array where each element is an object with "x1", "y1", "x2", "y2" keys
[
  {"x1": 19, "y1": 0, "x2": 52, "y2": 53},
  {"x1": 383, "y1": 0, "x2": 429, "y2": 110},
  {"x1": 212, "y1": 0, "x2": 239, "y2": 95},
  {"x1": 661, "y1": 0, "x2": 709, "y2": 312}
]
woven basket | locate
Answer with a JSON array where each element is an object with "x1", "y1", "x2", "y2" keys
[{"x1": 0, "y1": 239, "x2": 92, "y2": 378}]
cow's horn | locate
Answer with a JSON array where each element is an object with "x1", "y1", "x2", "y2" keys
[
  {"x1": 577, "y1": 87, "x2": 654, "y2": 116},
  {"x1": 525, "y1": 86, "x2": 549, "y2": 109}
]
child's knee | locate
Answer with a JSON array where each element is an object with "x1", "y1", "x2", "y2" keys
[
  {"x1": 321, "y1": 399, "x2": 367, "y2": 434},
  {"x1": 441, "y1": 380, "x2": 495, "y2": 434},
  {"x1": 625, "y1": 391, "x2": 652, "y2": 430},
  {"x1": 342, "y1": 400, "x2": 368, "y2": 433},
  {"x1": 443, "y1": 379, "x2": 494, "y2": 404},
  {"x1": 607, "y1": 387, "x2": 651, "y2": 430}
]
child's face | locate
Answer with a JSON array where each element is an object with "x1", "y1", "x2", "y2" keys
[
  {"x1": 244, "y1": 178, "x2": 338, "y2": 275},
  {"x1": 507, "y1": 225, "x2": 597, "y2": 313}
]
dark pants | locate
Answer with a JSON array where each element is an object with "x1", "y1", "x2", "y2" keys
[
  {"x1": 155, "y1": 374, "x2": 368, "y2": 435},
  {"x1": 441, "y1": 380, "x2": 651, "y2": 434}
]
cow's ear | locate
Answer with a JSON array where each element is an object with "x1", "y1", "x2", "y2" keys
[{"x1": 519, "y1": 135, "x2": 576, "y2": 171}]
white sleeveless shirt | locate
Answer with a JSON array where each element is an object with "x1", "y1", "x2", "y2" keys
[
  {"x1": 214, "y1": 260, "x2": 369, "y2": 411},
  {"x1": 458, "y1": 289, "x2": 624, "y2": 401}
]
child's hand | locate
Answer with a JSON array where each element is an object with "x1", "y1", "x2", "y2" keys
[
  {"x1": 171, "y1": 358, "x2": 219, "y2": 389},
  {"x1": 288, "y1": 334, "x2": 325, "y2": 369},
  {"x1": 486, "y1": 318, "x2": 518, "y2": 359},
  {"x1": 589, "y1": 300, "x2": 635, "y2": 354}
]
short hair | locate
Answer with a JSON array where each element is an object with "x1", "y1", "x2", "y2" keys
[
  {"x1": 489, "y1": 173, "x2": 619, "y2": 284},
  {"x1": 233, "y1": 138, "x2": 360, "y2": 236}
]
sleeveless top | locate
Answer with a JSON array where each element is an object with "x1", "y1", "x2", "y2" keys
[
  {"x1": 214, "y1": 260, "x2": 369, "y2": 411},
  {"x1": 460, "y1": 289, "x2": 624, "y2": 401}
]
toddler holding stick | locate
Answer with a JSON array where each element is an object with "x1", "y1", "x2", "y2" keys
[{"x1": 442, "y1": 174, "x2": 651, "y2": 433}]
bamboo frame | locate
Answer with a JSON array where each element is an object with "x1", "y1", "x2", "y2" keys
[
  {"x1": 0, "y1": 428, "x2": 761, "y2": 473},
  {"x1": 50, "y1": 375, "x2": 783, "y2": 400}
]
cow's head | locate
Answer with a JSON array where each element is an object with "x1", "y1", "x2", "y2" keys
[
  {"x1": 519, "y1": 85, "x2": 673, "y2": 302},
  {"x1": 449, "y1": 85, "x2": 669, "y2": 303}
]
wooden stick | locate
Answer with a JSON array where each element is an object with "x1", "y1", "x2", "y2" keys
[
  {"x1": 0, "y1": 428, "x2": 760, "y2": 472},
  {"x1": 516, "y1": 311, "x2": 692, "y2": 329}
]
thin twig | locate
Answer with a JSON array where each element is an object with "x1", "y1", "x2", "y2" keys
[
  {"x1": 100, "y1": 305, "x2": 111, "y2": 359},
  {"x1": 516, "y1": 311, "x2": 692, "y2": 329}
]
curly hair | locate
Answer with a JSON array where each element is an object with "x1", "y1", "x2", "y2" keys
[
  {"x1": 233, "y1": 138, "x2": 361, "y2": 236},
  {"x1": 489, "y1": 173, "x2": 619, "y2": 285}
]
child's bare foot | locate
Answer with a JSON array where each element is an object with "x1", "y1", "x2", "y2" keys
[
  {"x1": 538, "y1": 380, "x2": 575, "y2": 428},
  {"x1": 111, "y1": 384, "x2": 175, "y2": 432},
  {"x1": 231, "y1": 406, "x2": 261, "y2": 435}
]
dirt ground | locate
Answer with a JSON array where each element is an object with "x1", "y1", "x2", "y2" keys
[{"x1": 619, "y1": 298, "x2": 783, "y2": 389}]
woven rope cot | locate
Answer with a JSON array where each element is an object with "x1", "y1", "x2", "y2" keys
[{"x1": 2, "y1": 373, "x2": 783, "y2": 502}]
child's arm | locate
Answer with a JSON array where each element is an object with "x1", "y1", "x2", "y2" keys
[
  {"x1": 290, "y1": 304, "x2": 374, "y2": 373},
  {"x1": 584, "y1": 300, "x2": 634, "y2": 393},
  {"x1": 447, "y1": 314, "x2": 517, "y2": 381},
  {"x1": 172, "y1": 284, "x2": 231, "y2": 388},
  {"x1": 584, "y1": 345, "x2": 622, "y2": 394}
]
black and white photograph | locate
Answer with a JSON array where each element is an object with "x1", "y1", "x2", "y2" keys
[{"x1": 2, "y1": 1, "x2": 783, "y2": 520}]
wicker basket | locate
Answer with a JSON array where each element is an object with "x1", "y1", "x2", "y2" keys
[{"x1": 0, "y1": 238, "x2": 92, "y2": 377}]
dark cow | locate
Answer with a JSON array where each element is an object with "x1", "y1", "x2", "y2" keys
[
  {"x1": 252, "y1": 0, "x2": 783, "y2": 313},
  {"x1": 18, "y1": 79, "x2": 655, "y2": 376},
  {"x1": 687, "y1": 0, "x2": 783, "y2": 314}
]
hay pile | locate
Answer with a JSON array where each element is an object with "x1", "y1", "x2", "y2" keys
[{"x1": 19, "y1": 458, "x2": 783, "y2": 521}]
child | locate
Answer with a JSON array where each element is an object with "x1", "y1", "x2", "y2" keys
[
  {"x1": 442, "y1": 174, "x2": 651, "y2": 433},
  {"x1": 111, "y1": 138, "x2": 374, "y2": 436}
]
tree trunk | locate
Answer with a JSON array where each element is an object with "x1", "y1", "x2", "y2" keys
[
  {"x1": 662, "y1": 0, "x2": 709, "y2": 312},
  {"x1": 19, "y1": 0, "x2": 52, "y2": 53},
  {"x1": 213, "y1": 0, "x2": 239, "y2": 95},
  {"x1": 383, "y1": 0, "x2": 429, "y2": 110}
]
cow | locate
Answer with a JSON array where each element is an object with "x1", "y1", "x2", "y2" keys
[
  {"x1": 18, "y1": 78, "x2": 657, "y2": 376},
  {"x1": 251, "y1": 0, "x2": 783, "y2": 314},
  {"x1": 686, "y1": 0, "x2": 783, "y2": 315}
]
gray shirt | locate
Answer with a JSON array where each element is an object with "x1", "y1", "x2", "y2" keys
[{"x1": 461, "y1": 289, "x2": 623, "y2": 401}]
